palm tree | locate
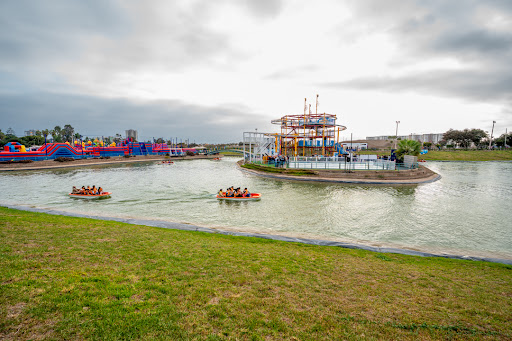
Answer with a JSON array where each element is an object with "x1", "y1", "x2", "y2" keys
[{"x1": 395, "y1": 139, "x2": 421, "y2": 161}]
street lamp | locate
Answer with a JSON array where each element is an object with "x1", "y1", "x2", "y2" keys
[
  {"x1": 395, "y1": 121, "x2": 400, "y2": 149},
  {"x1": 43, "y1": 133, "x2": 48, "y2": 159},
  {"x1": 488, "y1": 120, "x2": 496, "y2": 150}
]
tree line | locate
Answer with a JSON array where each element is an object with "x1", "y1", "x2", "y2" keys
[
  {"x1": 0, "y1": 125, "x2": 136, "y2": 148},
  {"x1": 438, "y1": 128, "x2": 509, "y2": 149},
  {"x1": 0, "y1": 125, "x2": 78, "y2": 148}
]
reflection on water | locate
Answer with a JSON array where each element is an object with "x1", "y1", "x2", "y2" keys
[{"x1": 1, "y1": 158, "x2": 511, "y2": 259}]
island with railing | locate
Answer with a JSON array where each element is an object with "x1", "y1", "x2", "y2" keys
[{"x1": 240, "y1": 95, "x2": 440, "y2": 184}]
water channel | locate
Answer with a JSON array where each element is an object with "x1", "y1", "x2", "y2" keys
[{"x1": 1, "y1": 158, "x2": 511, "y2": 260}]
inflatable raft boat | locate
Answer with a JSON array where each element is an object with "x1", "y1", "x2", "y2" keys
[
  {"x1": 68, "y1": 192, "x2": 112, "y2": 199},
  {"x1": 216, "y1": 193, "x2": 261, "y2": 201}
]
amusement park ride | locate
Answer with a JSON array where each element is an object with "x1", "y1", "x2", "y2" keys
[
  {"x1": 244, "y1": 95, "x2": 348, "y2": 159},
  {"x1": 0, "y1": 138, "x2": 190, "y2": 162}
]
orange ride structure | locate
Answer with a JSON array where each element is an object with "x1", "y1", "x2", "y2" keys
[{"x1": 270, "y1": 95, "x2": 347, "y2": 157}]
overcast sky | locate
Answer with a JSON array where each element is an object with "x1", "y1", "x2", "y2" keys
[{"x1": 0, "y1": 0, "x2": 511, "y2": 142}]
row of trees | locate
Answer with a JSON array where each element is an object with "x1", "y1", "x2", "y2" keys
[
  {"x1": 440, "y1": 128, "x2": 489, "y2": 149},
  {"x1": 420, "y1": 128, "x2": 509, "y2": 150},
  {"x1": 0, "y1": 126, "x2": 134, "y2": 148},
  {"x1": 0, "y1": 125, "x2": 81, "y2": 148}
]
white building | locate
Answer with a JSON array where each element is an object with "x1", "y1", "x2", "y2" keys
[
  {"x1": 125, "y1": 129, "x2": 138, "y2": 141},
  {"x1": 367, "y1": 133, "x2": 444, "y2": 144}
]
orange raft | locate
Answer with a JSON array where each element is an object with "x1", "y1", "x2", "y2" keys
[
  {"x1": 68, "y1": 192, "x2": 112, "y2": 199},
  {"x1": 216, "y1": 193, "x2": 261, "y2": 201}
]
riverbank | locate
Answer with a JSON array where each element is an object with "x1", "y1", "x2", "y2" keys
[
  {"x1": 1, "y1": 207, "x2": 511, "y2": 340},
  {"x1": 357, "y1": 149, "x2": 512, "y2": 161},
  {"x1": 0, "y1": 154, "x2": 223, "y2": 171},
  {"x1": 239, "y1": 162, "x2": 441, "y2": 184}
]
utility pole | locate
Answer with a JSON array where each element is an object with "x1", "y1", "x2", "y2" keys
[
  {"x1": 488, "y1": 120, "x2": 496, "y2": 150},
  {"x1": 395, "y1": 121, "x2": 400, "y2": 149},
  {"x1": 505, "y1": 128, "x2": 508, "y2": 147}
]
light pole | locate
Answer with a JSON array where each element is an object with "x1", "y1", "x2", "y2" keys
[
  {"x1": 505, "y1": 128, "x2": 508, "y2": 148},
  {"x1": 395, "y1": 121, "x2": 400, "y2": 149},
  {"x1": 43, "y1": 133, "x2": 48, "y2": 159},
  {"x1": 488, "y1": 120, "x2": 496, "y2": 150}
]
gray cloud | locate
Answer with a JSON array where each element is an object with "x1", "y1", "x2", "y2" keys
[
  {"x1": 0, "y1": 0, "x2": 243, "y2": 92},
  {"x1": 333, "y1": 0, "x2": 512, "y2": 107},
  {"x1": 326, "y1": 69, "x2": 512, "y2": 103},
  {"x1": 0, "y1": 92, "x2": 267, "y2": 143},
  {"x1": 0, "y1": 0, "x2": 128, "y2": 70},
  {"x1": 240, "y1": 0, "x2": 284, "y2": 19}
]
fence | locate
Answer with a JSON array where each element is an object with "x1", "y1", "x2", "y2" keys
[
  {"x1": 287, "y1": 156, "x2": 397, "y2": 170},
  {"x1": 248, "y1": 156, "x2": 419, "y2": 171}
]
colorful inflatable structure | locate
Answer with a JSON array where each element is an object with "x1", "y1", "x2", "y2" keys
[{"x1": 0, "y1": 139, "x2": 191, "y2": 162}]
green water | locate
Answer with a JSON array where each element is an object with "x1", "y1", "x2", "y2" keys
[{"x1": 1, "y1": 158, "x2": 511, "y2": 259}]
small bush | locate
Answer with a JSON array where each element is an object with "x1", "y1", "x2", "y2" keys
[
  {"x1": 186, "y1": 151, "x2": 195, "y2": 156},
  {"x1": 0, "y1": 159, "x2": 34, "y2": 164},
  {"x1": 54, "y1": 157, "x2": 75, "y2": 162}
]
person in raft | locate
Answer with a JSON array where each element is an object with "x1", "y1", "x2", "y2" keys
[
  {"x1": 226, "y1": 187, "x2": 234, "y2": 197},
  {"x1": 218, "y1": 187, "x2": 252, "y2": 198},
  {"x1": 235, "y1": 188, "x2": 242, "y2": 197},
  {"x1": 74, "y1": 186, "x2": 104, "y2": 195}
]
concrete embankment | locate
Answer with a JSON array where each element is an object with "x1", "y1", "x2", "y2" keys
[
  {"x1": 0, "y1": 154, "x2": 223, "y2": 171},
  {"x1": 238, "y1": 161, "x2": 441, "y2": 185}
]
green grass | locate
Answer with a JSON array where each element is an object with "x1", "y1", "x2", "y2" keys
[
  {"x1": 356, "y1": 149, "x2": 512, "y2": 161},
  {"x1": 241, "y1": 162, "x2": 316, "y2": 176},
  {"x1": 219, "y1": 151, "x2": 243, "y2": 156},
  {"x1": 1, "y1": 207, "x2": 512, "y2": 340},
  {"x1": 419, "y1": 150, "x2": 512, "y2": 161}
]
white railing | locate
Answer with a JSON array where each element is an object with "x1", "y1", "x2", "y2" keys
[{"x1": 287, "y1": 156, "x2": 396, "y2": 170}]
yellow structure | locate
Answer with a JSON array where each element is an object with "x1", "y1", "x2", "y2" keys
[{"x1": 270, "y1": 95, "x2": 347, "y2": 156}]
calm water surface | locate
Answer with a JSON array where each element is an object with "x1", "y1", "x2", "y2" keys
[{"x1": 1, "y1": 158, "x2": 511, "y2": 259}]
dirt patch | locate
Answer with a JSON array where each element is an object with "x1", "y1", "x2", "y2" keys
[{"x1": 6, "y1": 302, "x2": 26, "y2": 319}]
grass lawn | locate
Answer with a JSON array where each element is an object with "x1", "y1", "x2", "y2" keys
[
  {"x1": 241, "y1": 163, "x2": 316, "y2": 176},
  {"x1": 219, "y1": 151, "x2": 244, "y2": 156},
  {"x1": 1, "y1": 207, "x2": 511, "y2": 340},
  {"x1": 356, "y1": 149, "x2": 512, "y2": 161},
  {"x1": 419, "y1": 150, "x2": 512, "y2": 161}
]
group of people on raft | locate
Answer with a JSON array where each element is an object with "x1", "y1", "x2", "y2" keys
[
  {"x1": 72, "y1": 185, "x2": 105, "y2": 195},
  {"x1": 218, "y1": 187, "x2": 251, "y2": 198}
]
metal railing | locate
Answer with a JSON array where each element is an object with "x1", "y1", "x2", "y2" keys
[
  {"x1": 287, "y1": 157, "x2": 396, "y2": 170},
  {"x1": 247, "y1": 156, "x2": 420, "y2": 171}
]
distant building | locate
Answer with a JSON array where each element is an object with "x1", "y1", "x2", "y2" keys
[
  {"x1": 125, "y1": 129, "x2": 138, "y2": 141},
  {"x1": 24, "y1": 129, "x2": 37, "y2": 136},
  {"x1": 367, "y1": 133, "x2": 444, "y2": 144},
  {"x1": 341, "y1": 142, "x2": 368, "y2": 150},
  {"x1": 366, "y1": 136, "x2": 390, "y2": 141}
]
